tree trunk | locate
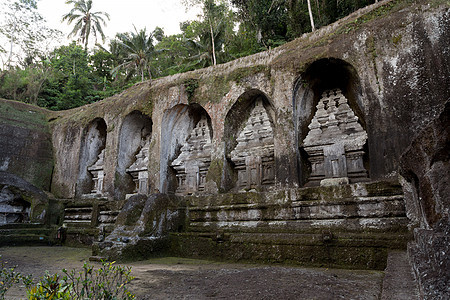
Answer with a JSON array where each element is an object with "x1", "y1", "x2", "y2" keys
[
  {"x1": 307, "y1": 0, "x2": 315, "y2": 32},
  {"x1": 209, "y1": 19, "x2": 216, "y2": 66}
]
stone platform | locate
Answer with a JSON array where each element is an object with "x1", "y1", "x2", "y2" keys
[{"x1": 171, "y1": 180, "x2": 411, "y2": 270}]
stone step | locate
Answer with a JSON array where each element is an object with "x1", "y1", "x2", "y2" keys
[
  {"x1": 188, "y1": 217, "x2": 410, "y2": 233},
  {"x1": 381, "y1": 251, "x2": 419, "y2": 299}
]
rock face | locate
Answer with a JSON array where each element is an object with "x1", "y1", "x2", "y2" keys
[
  {"x1": 94, "y1": 194, "x2": 182, "y2": 260},
  {"x1": 230, "y1": 99, "x2": 275, "y2": 190},
  {"x1": 0, "y1": 100, "x2": 53, "y2": 191},
  {"x1": 171, "y1": 116, "x2": 212, "y2": 195},
  {"x1": 400, "y1": 102, "x2": 449, "y2": 299},
  {"x1": 302, "y1": 89, "x2": 368, "y2": 186},
  {"x1": 0, "y1": 171, "x2": 48, "y2": 224}
]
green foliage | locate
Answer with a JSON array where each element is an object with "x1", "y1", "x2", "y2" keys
[
  {"x1": 112, "y1": 26, "x2": 159, "y2": 82},
  {"x1": 24, "y1": 261, "x2": 135, "y2": 300},
  {"x1": 26, "y1": 273, "x2": 71, "y2": 300},
  {"x1": 40, "y1": 42, "x2": 93, "y2": 110},
  {"x1": 0, "y1": 258, "x2": 21, "y2": 300},
  {"x1": 61, "y1": 261, "x2": 135, "y2": 300},
  {"x1": 0, "y1": 0, "x2": 382, "y2": 111},
  {"x1": 183, "y1": 78, "x2": 199, "y2": 101}
]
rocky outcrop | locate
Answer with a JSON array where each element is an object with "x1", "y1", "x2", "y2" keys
[
  {"x1": 400, "y1": 102, "x2": 449, "y2": 299},
  {"x1": 0, "y1": 100, "x2": 53, "y2": 191},
  {"x1": 94, "y1": 194, "x2": 183, "y2": 260},
  {"x1": 0, "y1": 171, "x2": 49, "y2": 224}
]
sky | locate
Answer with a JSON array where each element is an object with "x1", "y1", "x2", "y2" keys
[{"x1": 37, "y1": 0, "x2": 202, "y2": 46}]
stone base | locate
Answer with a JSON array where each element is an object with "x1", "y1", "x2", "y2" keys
[{"x1": 320, "y1": 177, "x2": 349, "y2": 186}]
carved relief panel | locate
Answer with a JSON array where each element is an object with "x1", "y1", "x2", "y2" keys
[
  {"x1": 230, "y1": 99, "x2": 275, "y2": 190},
  {"x1": 302, "y1": 89, "x2": 368, "y2": 186},
  {"x1": 171, "y1": 116, "x2": 212, "y2": 195}
]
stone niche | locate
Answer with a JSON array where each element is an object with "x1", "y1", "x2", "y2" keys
[
  {"x1": 160, "y1": 104, "x2": 210, "y2": 194},
  {"x1": 171, "y1": 115, "x2": 212, "y2": 195},
  {"x1": 77, "y1": 118, "x2": 107, "y2": 198},
  {"x1": 301, "y1": 88, "x2": 368, "y2": 186},
  {"x1": 230, "y1": 98, "x2": 275, "y2": 190},
  {"x1": 126, "y1": 139, "x2": 150, "y2": 197},
  {"x1": 116, "y1": 111, "x2": 152, "y2": 200}
]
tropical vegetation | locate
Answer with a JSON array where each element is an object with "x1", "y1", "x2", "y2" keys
[{"x1": 0, "y1": 0, "x2": 379, "y2": 111}]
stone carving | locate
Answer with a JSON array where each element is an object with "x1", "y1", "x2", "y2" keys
[
  {"x1": 302, "y1": 89, "x2": 368, "y2": 186},
  {"x1": 87, "y1": 149, "x2": 105, "y2": 195},
  {"x1": 126, "y1": 139, "x2": 150, "y2": 196},
  {"x1": 230, "y1": 99, "x2": 275, "y2": 190},
  {"x1": 171, "y1": 116, "x2": 212, "y2": 195}
]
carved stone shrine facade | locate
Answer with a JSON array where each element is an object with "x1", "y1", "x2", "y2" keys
[
  {"x1": 171, "y1": 116, "x2": 212, "y2": 195},
  {"x1": 302, "y1": 89, "x2": 368, "y2": 186},
  {"x1": 230, "y1": 99, "x2": 275, "y2": 190},
  {"x1": 126, "y1": 140, "x2": 150, "y2": 196}
]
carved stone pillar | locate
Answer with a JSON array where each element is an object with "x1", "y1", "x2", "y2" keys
[{"x1": 302, "y1": 89, "x2": 368, "y2": 186}]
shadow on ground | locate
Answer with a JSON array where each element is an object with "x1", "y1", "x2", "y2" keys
[{"x1": 1, "y1": 246, "x2": 383, "y2": 299}]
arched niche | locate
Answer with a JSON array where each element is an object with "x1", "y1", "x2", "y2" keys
[
  {"x1": 223, "y1": 89, "x2": 276, "y2": 192},
  {"x1": 76, "y1": 118, "x2": 107, "y2": 197},
  {"x1": 115, "y1": 111, "x2": 153, "y2": 200},
  {"x1": 160, "y1": 104, "x2": 212, "y2": 194},
  {"x1": 293, "y1": 58, "x2": 369, "y2": 186}
]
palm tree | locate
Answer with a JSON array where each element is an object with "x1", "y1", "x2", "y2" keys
[
  {"x1": 62, "y1": 0, "x2": 110, "y2": 51},
  {"x1": 113, "y1": 27, "x2": 158, "y2": 82}
]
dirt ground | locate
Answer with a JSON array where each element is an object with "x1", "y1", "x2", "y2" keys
[{"x1": 1, "y1": 246, "x2": 384, "y2": 299}]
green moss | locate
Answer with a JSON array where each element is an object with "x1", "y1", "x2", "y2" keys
[
  {"x1": 392, "y1": 34, "x2": 403, "y2": 46},
  {"x1": 193, "y1": 65, "x2": 271, "y2": 105},
  {"x1": 206, "y1": 159, "x2": 223, "y2": 187},
  {"x1": 0, "y1": 99, "x2": 49, "y2": 131},
  {"x1": 183, "y1": 78, "x2": 199, "y2": 103}
]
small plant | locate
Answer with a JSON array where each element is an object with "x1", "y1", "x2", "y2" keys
[
  {"x1": 26, "y1": 272, "x2": 71, "y2": 300},
  {"x1": 0, "y1": 257, "x2": 21, "y2": 300},
  {"x1": 62, "y1": 261, "x2": 135, "y2": 300}
]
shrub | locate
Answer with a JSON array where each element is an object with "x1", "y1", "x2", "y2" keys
[
  {"x1": 26, "y1": 261, "x2": 135, "y2": 300},
  {"x1": 62, "y1": 261, "x2": 135, "y2": 299},
  {"x1": 0, "y1": 257, "x2": 21, "y2": 300}
]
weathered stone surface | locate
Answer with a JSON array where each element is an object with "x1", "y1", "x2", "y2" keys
[
  {"x1": 0, "y1": 100, "x2": 53, "y2": 191},
  {"x1": 95, "y1": 194, "x2": 183, "y2": 260},
  {"x1": 0, "y1": 0, "x2": 447, "y2": 286},
  {"x1": 0, "y1": 171, "x2": 48, "y2": 223},
  {"x1": 400, "y1": 102, "x2": 449, "y2": 299}
]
